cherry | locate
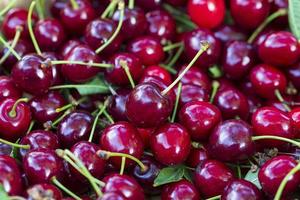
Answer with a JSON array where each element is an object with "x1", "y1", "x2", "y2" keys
[
  {"x1": 34, "y1": 18, "x2": 66, "y2": 51},
  {"x1": 258, "y1": 31, "x2": 300, "y2": 67},
  {"x1": 177, "y1": 66, "x2": 211, "y2": 89},
  {"x1": 102, "y1": 173, "x2": 145, "y2": 200},
  {"x1": 177, "y1": 84, "x2": 210, "y2": 106},
  {"x1": 179, "y1": 101, "x2": 221, "y2": 141},
  {"x1": 42, "y1": 52, "x2": 64, "y2": 85},
  {"x1": 222, "y1": 40, "x2": 256, "y2": 80},
  {"x1": 126, "y1": 83, "x2": 172, "y2": 128},
  {"x1": 186, "y1": 147, "x2": 209, "y2": 168},
  {"x1": 127, "y1": 36, "x2": 165, "y2": 66},
  {"x1": 250, "y1": 64, "x2": 287, "y2": 99},
  {"x1": 213, "y1": 25, "x2": 247, "y2": 44},
  {"x1": 230, "y1": 0, "x2": 270, "y2": 29},
  {"x1": 29, "y1": 91, "x2": 66, "y2": 124},
  {"x1": 60, "y1": 0, "x2": 96, "y2": 34},
  {"x1": 26, "y1": 183, "x2": 63, "y2": 200},
  {"x1": 135, "y1": 0, "x2": 162, "y2": 10},
  {"x1": 57, "y1": 110, "x2": 93, "y2": 148},
  {"x1": 145, "y1": 9, "x2": 176, "y2": 41},
  {"x1": 289, "y1": 108, "x2": 300, "y2": 138},
  {"x1": 141, "y1": 65, "x2": 172, "y2": 85},
  {"x1": 107, "y1": 88, "x2": 130, "y2": 121},
  {"x1": 0, "y1": 155, "x2": 23, "y2": 195},
  {"x1": 50, "y1": 0, "x2": 68, "y2": 17},
  {"x1": 60, "y1": 39, "x2": 82, "y2": 57},
  {"x1": 187, "y1": 0, "x2": 225, "y2": 29},
  {"x1": 12, "y1": 54, "x2": 53, "y2": 95},
  {"x1": 112, "y1": 7, "x2": 148, "y2": 40},
  {"x1": 100, "y1": 121, "x2": 144, "y2": 168},
  {"x1": 0, "y1": 76, "x2": 22, "y2": 101},
  {"x1": 0, "y1": 143, "x2": 12, "y2": 156},
  {"x1": 271, "y1": 0, "x2": 288, "y2": 26},
  {"x1": 265, "y1": 95, "x2": 293, "y2": 113},
  {"x1": 137, "y1": 127, "x2": 154, "y2": 148},
  {"x1": 18, "y1": 130, "x2": 60, "y2": 158},
  {"x1": 162, "y1": 180, "x2": 200, "y2": 200},
  {"x1": 84, "y1": 19, "x2": 123, "y2": 55},
  {"x1": 183, "y1": 28, "x2": 221, "y2": 68},
  {"x1": 258, "y1": 155, "x2": 300, "y2": 197},
  {"x1": 23, "y1": 149, "x2": 65, "y2": 184},
  {"x1": 61, "y1": 44, "x2": 102, "y2": 83},
  {"x1": 100, "y1": 192, "x2": 126, "y2": 200},
  {"x1": 150, "y1": 123, "x2": 191, "y2": 165},
  {"x1": 105, "y1": 52, "x2": 143, "y2": 86},
  {"x1": 286, "y1": 62, "x2": 300, "y2": 90},
  {"x1": 221, "y1": 179, "x2": 263, "y2": 200}
]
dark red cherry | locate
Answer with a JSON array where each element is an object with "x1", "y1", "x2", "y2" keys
[
  {"x1": 177, "y1": 84, "x2": 210, "y2": 106},
  {"x1": 26, "y1": 183, "x2": 63, "y2": 200},
  {"x1": 265, "y1": 95, "x2": 293, "y2": 113},
  {"x1": 150, "y1": 123, "x2": 191, "y2": 165},
  {"x1": 183, "y1": 28, "x2": 221, "y2": 68},
  {"x1": 60, "y1": 39, "x2": 82, "y2": 57},
  {"x1": 142, "y1": 65, "x2": 172, "y2": 85},
  {"x1": 179, "y1": 101, "x2": 221, "y2": 141},
  {"x1": 23, "y1": 149, "x2": 64, "y2": 184},
  {"x1": 208, "y1": 119, "x2": 255, "y2": 162},
  {"x1": 0, "y1": 76, "x2": 22, "y2": 101},
  {"x1": 178, "y1": 66, "x2": 211, "y2": 90},
  {"x1": 18, "y1": 130, "x2": 60, "y2": 158},
  {"x1": 127, "y1": 36, "x2": 165, "y2": 66},
  {"x1": 50, "y1": 0, "x2": 68, "y2": 17},
  {"x1": 0, "y1": 155, "x2": 23, "y2": 195},
  {"x1": 145, "y1": 9, "x2": 176, "y2": 41},
  {"x1": 42, "y1": 52, "x2": 64, "y2": 85},
  {"x1": 221, "y1": 179, "x2": 263, "y2": 200},
  {"x1": 100, "y1": 121, "x2": 144, "y2": 168},
  {"x1": 57, "y1": 110, "x2": 93, "y2": 148},
  {"x1": 29, "y1": 91, "x2": 66, "y2": 124},
  {"x1": 126, "y1": 83, "x2": 172, "y2": 128},
  {"x1": 194, "y1": 159, "x2": 234, "y2": 198},
  {"x1": 112, "y1": 7, "x2": 147, "y2": 40},
  {"x1": 250, "y1": 64, "x2": 287, "y2": 99},
  {"x1": 60, "y1": 0, "x2": 96, "y2": 34},
  {"x1": 61, "y1": 44, "x2": 102, "y2": 83},
  {"x1": 186, "y1": 147, "x2": 209, "y2": 168},
  {"x1": 258, "y1": 31, "x2": 300, "y2": 67},
  {"x1": 0, "y1": 143, "x2": 12, "y2": 156},
  {"x1": 290, "y1": 108, "x2": 300, "y2": 138},
  {"x1": 84, "y1": 19, "x2": 123, "y2": 54},
  {"x1": 100, "y1": 192, "x2": 126, "y2": 200},
  {"x1": 105, "y1": 52, "x2": 143, "y2": 86},
  {"x1": 258, "y1": 155, "x2": 300, "y2": 196},
  {"x1": 222, "y1": 40, "x2": 256, "y2": 80},
  {"x1": 162, "y1": 180, "x2": 200, "y2": 200},
  {"x1": 286, "y1": 62, "x2": 300, "y2": 90},
  {"x1": 137, "y1": 127, "x2": 154, "y2": 149},
  {"x1": 213, "y1": 25, "x2": 247, "y2": 44},
  {"x1": 188, "y1": 0, "x2": 225, "y2": 29},
  {"x1": 135, "y1": 0, "x2": 162, "y2": 10},
  {"x1": 0, "y1": 98, "x2": 31, "y2": 141},
  {"x1": 107, "y1": 88, "x2": 130, "y2": 121},
  {"x1": 230, "y1": 0, "x2": 270, "y2": 29}
]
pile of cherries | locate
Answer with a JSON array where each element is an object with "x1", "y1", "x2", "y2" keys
[{"x1": 0, "y1": 0, "x2": 300, "y2": 199}]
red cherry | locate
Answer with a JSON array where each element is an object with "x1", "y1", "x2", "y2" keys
[
  {"x1": 213, "y1": 25, "x2": 247, "y2": 44},
  {"x1": 0, "y1": 76, "x2": 22, "y2": 101},
  {"x1": 107, "y1": 88, "x2": 130, "y2": 121},
  {"x1": 142, "y1": 65, "x2": 172, "y2": 85},
  {"x1": 290, "y1": 107, "x2": 300, "y2": 138},
  {"x1": 177, "y1": 66, "x2": 211, "y2": 89},
  {"x1": 162, "y1": 180, "x2": 200, "y2": 200},
  {"x1": 177, "y1": 84, "x2": 210, "y2": 106},
  {"x1": 186, "y1": 147, "x2": 209, "y2": 168}
]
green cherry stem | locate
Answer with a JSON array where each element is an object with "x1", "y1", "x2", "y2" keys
[
  {"x1": 50, "y1": 60, "x2": 113, "y2": 68},
  {"x1": 210, "y1": 80, "x2": 220, "y2": 103},
  {"x1": 120, "y1": 157, "x2": 126, "y2": 175},
  {"x1": 119, "y1": 60, "x2": 135, "y2": 88},
  {"x1": 36, "y1": 0, "x2": 45, "y2": 20},
  {"x1": 0, "y1": 138, "x2": 30, "y2": 149},
  {"x1": 274, "y1": 89, "x2": 291, "y2": 112},
  {"x1": 96, "y1": 1, "x2": 125, "y2": 54},
  {"x1": 209, "y1": 65, "x2": 222, "y2": 78},
  {"x1": 55, "y1": 97, "x2": 87, "y2": 113},
  {"x1": 247, "y1": 9, "x2": 287, "y2": 44},
  {"x1": 161, "y1": 42, "x2": 210, "y2": 96},
  {"x1": 171, "y1": 82, "x2": 182, "y2": 123},
  {"x1": 88, "y1": 102, "x2": 108, "y2": 142},
  {"x1": 51, "y1": 176, "x2": 81, "y2": 200},
  {"x1": 51, "y1": 109, "x2": 72, "y2": 128},
  {"x1": 103, "y1": 109, "x2": 114, "y2": 124},
  {"x1": 205, "y1": 195, "x2": 221, "y2": 200},
  {"x1": 237, "y1": 164, "x2": 242, "y2": 179},
  {"x1": 9, "y1": 98, "x2": 28, "y2": 118},
  {"x1": 50, "y1": 84, "x2": 109, "y2": 91},
  {"x1": 28, "y1": 1, "x2": 42, "y2": 56},
  {"x1": 69, "y1": 0, "x2": 79, "y2": 9},
  {"x1": 128, "y1": 0, "x2": 134, "y2": 9},
  {"x1": 274, "y1": 162, "x2": 300, "y2": 200},
  {"x1": 252, "y1": 135, "x2": 300, "y2": 147},
  {"x1": 0, "y1": 0, "x2": 17, "y2": 17},
  {"x1": 26, "y1": 121, "x2": 35, "y2": 134},
  {"x1": 163, "y1": 42, "x2": 183, "y2": 52},
  {"x1": 0, "y1": 35, "x2": 21, "y2": 61},
  {"x1": 101, "y1": 0, "x2": 119, "y2": 19},
  {"x1": 165, "y1": 42, "x2": 184, "y2": 70}
]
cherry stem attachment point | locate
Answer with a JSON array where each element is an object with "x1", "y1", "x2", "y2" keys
[
  {"x1": 210, "y1": 80, "x2": 220, "y2": 103},
  {"x1": 252, "y1": 135, "x2": 300, "y2": 148},
  {"x1": 0, "y1": 138, "x2": 30, "y2": 149},
  {"x1": 88, "y1": 102, "x2": 108, "y2": 142},
  {"x1": 0, "y1": 35, "x2": 21, "y2": 61},
  {"x1": 69, "y1": 0, "x2": 79, "y2": 9},
  {"x1": 120, "y1": 60, "x2": 135, "y2": 88},
  {"x1": 28, "y1": 1, "x2": 42, "y2": 56},
  {"x1": 9, "y1": 98, "x2": 28, "y2": 118},
  {"x1": 171, "y1": 82, "x2": 182, "y2": 123},
  {"x1": 51, "y1": 176, "x2": 81, "y2": 200},
  {"x1": 274, "y1": 89, "x2": 291, "y2": 112}
]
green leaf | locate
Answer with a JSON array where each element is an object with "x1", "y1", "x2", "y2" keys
[
  {"x1": 153, "y1": 165, "x2": 185, "y2": 187},
  {"x1": 0, "y1": 184, "x2": 9, "y2": 200},
  {"x1": 288, "y1": 0, "x2": 300, "y2": 40},
  {"x1": 183, "y1": 168, "x2": 193, "y2": 182},
  {"x1": 244, "y1": 169, "x2": 262, "y2": 189}
]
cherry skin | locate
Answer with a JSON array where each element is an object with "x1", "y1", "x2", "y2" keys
[
  {"x1": 165, "y1": 0, "x2": 187, "y2": 6},
  {"x1": 141, "y1": 65, "x2": 172, "y2": 85},
  {"x1": 221, "y1": 179, "x2": 263, "y2": 200},
  {"x1": 162, "y1": 180, "x2": 201, "y2": 200},
  {"x1": 107, "y1": 88, "x2": 130, "y2": 121},
  {"x1": 177, "y1": 84, "x2": 210, "y2": 106},
  {"x1": 258, "y1": 31, "x2": 300, "y2": 67},
  {"x1": 230, "y1": 0, "x2": 270, "y2": 29},
  {"x1": 178, "y1": 66, "x2": 211, "y2": 90},
  {"x1": 258, "y1": 155, "x2": 300, "y2": 197},
  {"x1": 213, "y1": 25, "x2": 247, "y2": 44},
  {"x1": 100, "y1": 121, "x2": 144, "y2": 168},
  {"x1": 0, "y1": 143, "x2": 12, "y2": 156},
  {"x1": 50, "y1": 0, "x2": 68, "y2": 17},
  {"x1": 208, "y1": 119, "x2": 255, "y2": 162},
  {"x1": 194, "y1": 159, "x2": 234, "y2": 198},
  {"x1": 61, "y1": 44, "x2": 102, "y2": 83},
  {"x1": 286, "y1": 62, "x2": 300, "y2": 90},
  {"x1": 23, "y1": 149, "x2": 65, "y2": 184},
  {"x1": 183, "y1": 28, "x2": 221, "y2": 68},
  {"x1": 179, "y1": 101, "x2": 221, "y2": 141},
  {"x1": 250, "y1": 64, "x2": 287, "y2": 99},
  {"x1": 127, "y1": 36, "x2": 165, "y2": 66},
  {"x1": 186, "y1": 147, "x2": 209, "y2": 168},
  {"x1": 0, "y1": 76, "x2": 22, "y2": 101},
  {"x1": 26, "y1": 183, "x2": 63, "y2": 200},
  {"x1": 289, "y1": 107, "x2": 300, "y2": 138},
  {"x1": 100, "y1": 192, "x2": 126, "y2": 200},
  {"x1": 150, "y1": 123, "x2": 191, "y2": 165},
  {"x1": 0, "y1": 155, "x2": 23, "y2": 195},
  {"x1": 60, "y1": 39, "x2": 82, "y2": 57},
  {"x1": 126, "y1": 83, "x2": 172, "y2": 128},
  {"x1": 188, "y1": 0, "x2": 225, "y2": 29},
  {"x1": 57, "y1": 110, "x2": 93, "y2": 148},
  {"x1": 102, "y1": 173, "x2": 145, "y2": 200},
  {"x1": 135, "y1": 0, "x2": 162, "y2": 10},
  {"x1": 105, "y1": 52, "x2": 143, "y2": 86}
]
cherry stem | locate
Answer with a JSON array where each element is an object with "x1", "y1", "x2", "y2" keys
[
  {"x1": 36, "y1": 0, "x2": 45, "y2": 20},
  {"x1": 26, "y1": 121, "x2": 35, "y2": 134},
  {"x1": 163, "y1": 42, "x2": 183, "y2": 52},
  {"x1": 0, "y1": 34, "x2": 21, "y2": 61},
  {"x1": 103, "y1": 108, "x2": 114, "y2": 124},
  {"x1": 165, "y1": 42, "x2": 184, "y2": 71},
  {"x1": 28, "y1": 1, "x2": 42, "y2": 56},
  {"x1": 120, "y1": 157, "x2": 126, "y2": 175},
  {"x1": 237, "y1": 164, "x2": 241, "y2": 178},
  {"x1": 205, "y1": 195, "x2": 221, "y2": 200},
  {"x1": 55, "y1": 97, "x2": 87, "y2": 113},
  {"x1": 274, "y1": 162, "x2": 300, "y2": 200},
  {"x1": 9, "y1": 98, "x2": 28, "y2": 118},
  {"x1": 50, "y1": 60, "x2": 113, "y2": 68},
  {"x1": 274, "y1": 89, "x2": 291, "y2": 112},
  {"x1": 252, "y1": 135, "x2": 300, "y2": 148},
  {"x1": 51, "y1": 176, "x2": 81, "y2": 200},
  {"x1": 0, "y1": 138, "x2": 30, "y2": 149},
  {"x1": 191, "y1": 141, "x2": 203, "y2": 149},
  {"x1": 0, "y1": 0, "x2": 17, "y2": 17},
  {"x1": 209, "y1": 65, "x2": 222, "y2": 78},
  {"x1": 96, "y1": 1, "x2": 125, "y2": 54},
  {"x1": 51, "y1": 109, "x2": 71, "y2": 128},
  {"x1": 247, "y1": 9, "x2": 287, "y2": 44},
  {"x1": 128, "y1": 0, "x2": 134, "y2": 9},
  {"x1": 171, "y1": 82, "x2": 182, "y2": 123},
  {"x1": 161, "y1": 42, "x2": 210, "y2": 96},
  {"x1": 89, "y1": 102, "x2": 108, "y2": 142},
  {"x1": 69, "y1": 0, "x2": 79, "y2": 9},
  {"x1": 120, "y1": 60, "x2": 135, "y2": 88},
  {"x1": 97, "y1": 150, "x2": 148, "y2": 172},
  {"x1": 101, "y1": 0, "x2": 119, "y2": 19},
  {"x1": 50, "y1": 84, "x2": 109, "y2": 91},
  {"x1": 210, "y1": 80, "x2": 220, "y2": 103}
]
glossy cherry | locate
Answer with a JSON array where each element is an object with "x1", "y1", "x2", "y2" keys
[
  {"x1": 26, "y1": 183, "x2": 63, "y2": 200},
  {"x1": 290, "y1": 107, "x2": 300, "y2": 138},
  {"x1": 177, "y1": 84, "x2": 210, "y2": 106},
  {"x1": 135, "y1": 0, "x2": 162, "y2": 10},
  {"x1": 60, "y1": 39, "x2": 82, "y2": 57},
  {"x1": 186, "y1": 147, "x2": 209, "y2": 168},
  {"x1": 0, "y1": 76, "x2": 22, "y2": 101},
  {"x1": 107, "y1": 88, "x2": 130, "y2": 121},
  {"x1": 141, "y1": 65, "x2": 172, "y2": 85},
  {"x1": 213, "y1": 25, "x2": 247, "y2": 44},
  {"x1": 100, "y1": 192, "x2": 126, "y2": 200},
  {"x1": 178, "y1": 66, "x2": 211, "y2": 90},
  {"x1": 162, "y1": 180, "x2": 200, "y2": 200}
]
